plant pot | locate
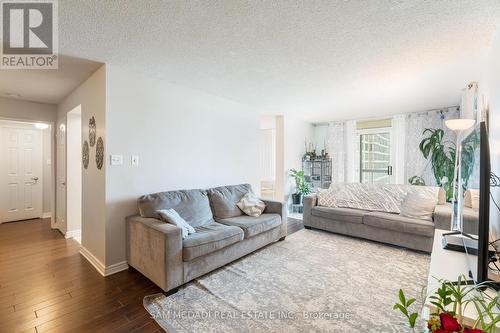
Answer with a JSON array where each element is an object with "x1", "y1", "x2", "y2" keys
[{"x1": 291, "y1": 193, "x2": 303, "y2": 205}]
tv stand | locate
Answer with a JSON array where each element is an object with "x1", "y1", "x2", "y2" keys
[{"x1": 442, "y1": 230, "x2": 477, "y2": 240}]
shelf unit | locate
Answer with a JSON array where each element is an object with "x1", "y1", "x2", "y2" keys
[{"x1": 302, "y1": 159, "x2": 332, "y2": 190}]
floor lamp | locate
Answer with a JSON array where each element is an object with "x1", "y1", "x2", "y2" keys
[{"x1": 443, "y1": 118, "x2": 476, "y2": 238}]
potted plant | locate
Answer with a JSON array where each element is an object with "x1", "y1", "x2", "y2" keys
[
  {"x1": 408, "y1": 128, "x2": 479, "y2": 201},
  {"x1": 394, "y1": 276, "x2": 499, "y2": 333},
  {"x1": 290, "y1": 169, "x2": 311, "y2": 204}
]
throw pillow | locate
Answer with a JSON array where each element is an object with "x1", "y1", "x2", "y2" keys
[
  {"x1": 399, "y1": 191, "x2": 437, "y2": 221},
  {"x1": 470, "y1": 189, "x2": 480, "y2": 211},
  {"x1": 157, "y1": 209, "x2": 196, "y2": 239},
  {"x1": 236, "y1": 193, "x2": 266, "y2": 217}
]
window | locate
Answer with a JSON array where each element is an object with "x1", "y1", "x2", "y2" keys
[{"x1": 359, "y1": 131, "x2": 392, "y2": 184}]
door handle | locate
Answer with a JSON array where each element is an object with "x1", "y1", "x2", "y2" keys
[
  {"x1": 387, "y1": 166, "x2": 393, "y2": 176},
  {"x1": 61, "y1": 181, "x2": 66, "y2": 186},
  {"x1": 31, "y1": 177, "x2": 39, "y2": 184}
]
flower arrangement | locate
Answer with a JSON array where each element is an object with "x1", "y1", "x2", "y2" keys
[{"x1": 394, "y1": 276, "x2": 500, "y2": 333}]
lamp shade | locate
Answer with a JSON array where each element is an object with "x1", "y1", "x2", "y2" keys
[{"x1": 445, "y1": 119, "x2": 476, "y2": 132}]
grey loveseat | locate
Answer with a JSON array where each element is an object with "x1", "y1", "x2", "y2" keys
[
  {"x1": 126, "y1": 184, "x2": 287, "y2": 293},
  {"x1": 303, "y1": 192, "x2": 477, "y2": 253}
]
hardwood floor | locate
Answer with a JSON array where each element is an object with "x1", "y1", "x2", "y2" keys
[{"x1": 0, "y1": 218, "x2": 163, "y2": 333}]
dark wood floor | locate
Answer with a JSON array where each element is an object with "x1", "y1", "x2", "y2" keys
[{"x1": 0, "y1": 218, "x2": 163, "y2": 333}]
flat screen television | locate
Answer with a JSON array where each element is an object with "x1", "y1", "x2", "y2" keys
[
  {"x1": 477, "y1": 121, "x2": 494, "y2": 285},
  {"x1": 462, "y1": 121, "x2": 498, "y2": 288}
]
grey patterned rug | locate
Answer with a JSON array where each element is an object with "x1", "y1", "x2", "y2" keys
[{"x1": 144, "y1": 229, "x2": 430, "y2": 332}]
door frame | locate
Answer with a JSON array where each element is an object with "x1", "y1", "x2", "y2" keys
[
  {"x1": 0, "y1": 117, "x2": 56, "y2": 228},
  {"x1": 356, "y1": 126, "x2": 395, "y2": 184},
  {"x1": 65, "y1": 105, "x2": 82, "y2": 240}
]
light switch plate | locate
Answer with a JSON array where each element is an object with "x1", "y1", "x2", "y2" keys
[
  {"x1": 131, "y1": 155, "x2": 139, "y2": 166},
  {"x1": 110, "y1": 154, "x2": 123, "y2": 166}
]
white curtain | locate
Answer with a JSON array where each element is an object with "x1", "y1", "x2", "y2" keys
[
  {"x1": 460, "y1": 82, "x2": 479, "y2": 121},
  {"x1": 324, "y1": 120, "x2": 356, "y2": 183},
  {"x1": 344, "y1": 120, "x2": 357, "y2": 182},
  {"x1": 326, "y1": 122, "x2": 345, "y2": 183},
  {"x1": 404, "y1": 108, "x2": 459, "y2": 186},
  {"x1": 392, "y1": 114, "x2": 407, "y2": 184}
]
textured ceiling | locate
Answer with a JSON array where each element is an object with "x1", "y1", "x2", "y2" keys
[
  {"x1": 0, "y1": 56, "x2": 102, "y2": 104},
  {"x1": 56, "y1": 1, "x2": 499, "y2": 120}
]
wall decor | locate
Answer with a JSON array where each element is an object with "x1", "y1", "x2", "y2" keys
[
  {"x1": 96, "y1": 137, "x2": 104, "y2": 170},
  {"x1": 82, "y1": 140, "x2": 89, "y2": 169},
  {"x1": 89, "y1": 116, "x2": 96, "y2": 147}
]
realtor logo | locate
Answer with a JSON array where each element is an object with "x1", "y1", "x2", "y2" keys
[{"x1": 1, "y1": 0, "x2": 58, "y2": 69}]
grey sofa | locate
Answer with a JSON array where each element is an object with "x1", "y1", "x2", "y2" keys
[
  {"x1": 303, "y1": 193, "x2": 477, "y2": 253},
  {"x1": 126, "y1": 184, "x2": 287, "y2": 293}
]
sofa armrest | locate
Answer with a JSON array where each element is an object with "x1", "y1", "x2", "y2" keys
[
  {"x1": 433, "y1": 203, "x2": 452, "y2": 230},
  {"x1": 303, "y1": 194, "x2": 317, "y2": 227},
  {"x1": 262, "y1": 199, "x2": 287, "y2": 238},
  {"x1": 126, "y1": 215, "x2": 183, "y2": 292}
]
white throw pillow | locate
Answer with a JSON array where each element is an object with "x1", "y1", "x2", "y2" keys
[
  {"x1": 237, "y1": 193, "x2": 266, "y2": 217},
  {"x1": 157, "y1": 209, "x2": 196, "y2": 239},
  {"x1": 399, "y1": 191, "x2": 437, "y2": 221}
]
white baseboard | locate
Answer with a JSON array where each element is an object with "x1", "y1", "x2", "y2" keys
[
  {"x1": 79, "y1": 246, "x2": 129, "y2": 277},
  {"x1": 104, "y1": 261, "x2": 129, "y2": 276},
  {"x1": 65, "y1": 229, "x2": 81, "y2": 239},
  {"x1": 42, "y1": 212, "x2": 52, "y2": 219}
]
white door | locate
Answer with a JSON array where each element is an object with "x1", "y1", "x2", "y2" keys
[
  {"x1": 55, "y1": 123, "x2": 67, "y2": 230},
  {"x1": 0, "y1": 125, "x2": 43, "y2": 222},
  {"x1": 358, "y1": 128, "x2": 394, "y2": 184}
]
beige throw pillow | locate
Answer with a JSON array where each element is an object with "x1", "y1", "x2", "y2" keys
[
  {"x1": 400, "y1": 191, "x2": 437, "y2": 221},
  {"x1": 465, "y1": 189, "x2": 480, "y2": 211},
  {"x1": 237, "y1": 193, "x2": 266, "y2": 217}
]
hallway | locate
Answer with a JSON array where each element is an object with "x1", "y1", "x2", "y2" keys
[{"x1": 0, "y1": 219, "x2": 162, "y2": 333}]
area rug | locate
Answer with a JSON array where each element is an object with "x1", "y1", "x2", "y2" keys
[{"x1": 144, "y1": 229, "x2": 430, "y2": 332}]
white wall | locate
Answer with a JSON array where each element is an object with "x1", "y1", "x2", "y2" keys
[
  {"x1": 283, "y1": 116, "x2": 314, "y2": 200},
  {"x1": 57, "y1": 66, "x2": 106, "y2": 264},
  {"x1": 483, "y1": 28, "x2": 500, "y2": 246},
  {"x1": 105, "y1": 65, "x2": 261, "y2": 266},
  {"x1": 41, "y1": 127, "x2": 52, "y2": 215},
  {"x1": 312, "y1": 124, "x2": 329, "y2": 153},
  {"x1": 0, "y1": 97, "x2": 57, "y2": 123}
]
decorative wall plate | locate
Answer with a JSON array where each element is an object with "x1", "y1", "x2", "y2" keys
[
  {"x1": 82, "y1": 140, "x2": 89, "y2": 169},
  {"x1": 96, "y1": 137, "x2": 104, "y2": 170},
  {"x1": 89, "y1": 116, "x2": 96, "y2": 147}
]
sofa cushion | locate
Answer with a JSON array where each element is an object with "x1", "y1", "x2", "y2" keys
[
  {"x1": 138, "y1": 189, "x2": 213, "y2": 227},
  {"x1": 208, "y1": 184, "x2": 253, "y2": 219},
  {"x1": 182, "y1": 222, "x2": 244, "y2": 261},
  {"x1": 218, "y1": 213, "x2": 281, "y2": 239},
  {"x1": 399, "y1": 191, "x2": 437, "y2": 221},
  {"x1": 363, "y1": 212, "x2": 434, "y2": 237},
  {"x1": 433, "y1": 203, "x2": 479, "y2": 235},
  {"x1": 311, "y1": 207, "x2": 367, "y2": 224}
]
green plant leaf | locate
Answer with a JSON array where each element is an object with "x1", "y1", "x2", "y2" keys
[
  {"x1": 399, "y1": 289, "x2": 406, "y2": 305},
  {"x1": 409, "y1": 312, "x2": 418, "y2": 327},
  {"x1": 394, "y1": 303, "x2": 408, "y2": 317}
]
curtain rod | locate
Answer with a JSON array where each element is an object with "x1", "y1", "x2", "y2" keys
[{"x1": 313, "y1": 105, "x2": 460, "y2": 127}]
